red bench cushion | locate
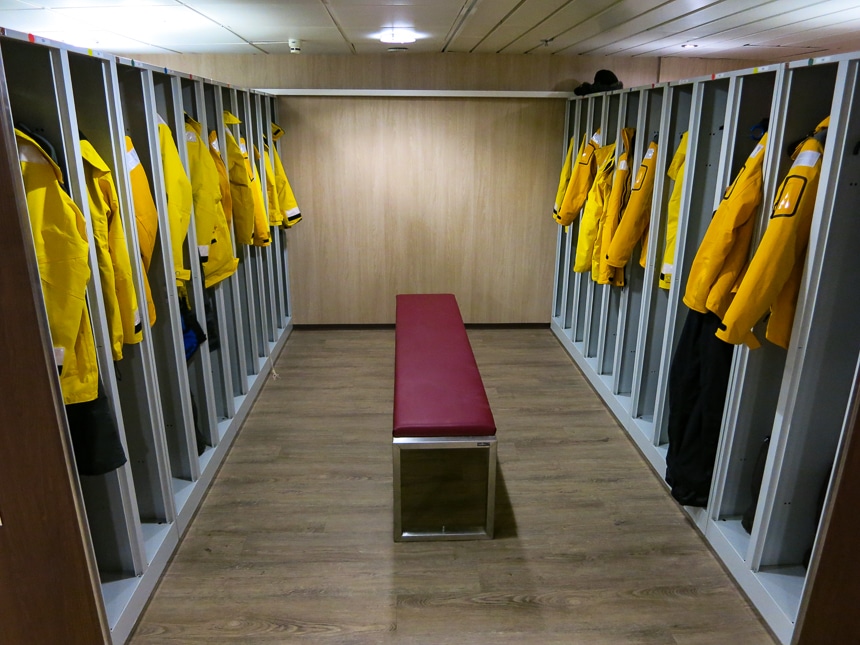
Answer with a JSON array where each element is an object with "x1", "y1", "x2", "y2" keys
[{"x1": 393, "y1": 294, "x2": 496, "y2": 438}]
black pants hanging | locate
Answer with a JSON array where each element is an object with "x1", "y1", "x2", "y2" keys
[{"x1": 665, "y1": 310, "x2": 734, "y2": 507}]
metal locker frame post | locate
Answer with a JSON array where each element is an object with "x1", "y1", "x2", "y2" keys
[
  {"x1": 171, "y1": 74, "x2": 219, "y2": 452},
  {"x1": 559, "y1": 99, "x2": 582, "y2": 336},
  {"x1": 212, "y1": 83, "x2": 251, "y2": 398},
  {"x1": 225, "y1": 87, "x2": 263, "y2": 382},
  {"x1": 611, "y1": 86, "x2": 655, "y2": 399},
  {"x1": 271, "y1": 98, "x2": 295, "y2": 324},
  {"x1": 196, "y1": 78, "x2": 237, "y2": 428},
  {"x1": 262, "y1": 97, "x2": 288, "y2": 329},
  {"x1": 550, "y1": 99, "x2": 573, "y2": 322}
]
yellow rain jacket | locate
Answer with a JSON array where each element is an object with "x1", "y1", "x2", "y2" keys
[
  {"x1": 185, "y1": 115, "x2": 238, "y2": 288},
  {"x1": 125, "y1": 136, "x2": 158, "y2": 326},
  {"x1": 17, "y1": 129, "x2": 98, "y2": 404},
  {"x1": 157, "y1": 117, "x2": 193, "y2": 287},
  {"x1": 80, "y1": 139, "x2": 142, "y2": 360},
  {"x1": 597, "y1": 127, "x2": 635, "y2": 286},
  {"x1": 555, "y1": 129, "x2": 601, "y2": 226},
  {"x1": 573, "y1": 142, "x2": 616, "y2": 274},
  {"x1": 260, "y1": 144, "x2": 283, "y2": 226},
  {"x1": 553, "y1": 136, "x2": 575, "y2": 220},
  {"x1": 244, "y1": 137, "x2": 271, "y2": 247},
  {"x1": 223, "y1": 126, "x2": 256, "y2": 245},
  {"x1": 209, "y1": 130, "x2": 233, "y2": 228},
  {"x1": 683, "y1": 133, "x2": 768, "y2": 319},
  {"x1": 606, "y1": 140, "x2": 659, "y2": 271},
  {"x1": 270, "y1": 122, "x2": 302, "y2": 227},
  {"x1": 659, "y1": 132, "x2": 689, "y2": 290},
  {"x1": 717, "y1": 118, "x2": 828, "y2": 349}
]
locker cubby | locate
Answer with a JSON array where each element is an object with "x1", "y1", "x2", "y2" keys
[
  {"x1": 599, "y1": 90, "x2": 641, "y2": 380},
  {"x1": 612, "y1": 86, "x2": 664, "y2": 401},
  {"x1": 708, "y1": 68, "x2": 784, "y2": 541},
  {"x1": 67, "y1": 51, "x2": 176, "y2": 564}
]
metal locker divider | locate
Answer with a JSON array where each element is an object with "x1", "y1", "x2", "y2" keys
[
  {"x1": 262, "y1": 97, "x2": 288, "y2": 330},
  {"x1": 174, "y1": 74, "x2": 219, "y2": 459},
  {"x1": 225, "y1": 87, "x2": 264, "y2": 382},
  {"x1": 122, "y1": 65, "x2": 201, "y2": 507},
  {"x1": 582, "y1": 92, "x2": 619, "y2": 367},
  {"x1": 747, "y1": 56, "x2": 860, "y2": 634},
  {"x1": 629, "y1": 82, "x2": 691, "y2": 441},
  {"x1": 238, "y1": 90, "x2": 269, "y2": 366},
  {"x1": 707, "y1": 67, "x2": 785, "y2": 554},
  {"x1": 194, "y1": 78, "x2": 237, "y2": 431},
  {"x1": 66, "y1": 50, "x2": 178, "y2": 574},
  {"x1": 558, "y1": 99, "x2": 583, "y2": 337},
  {"x1": 612, "y1": 86, "x2": 664, "y2": 401},
  {"x1": 570, "y1": 95, "x2": 603, "y2": 347},
  {"x1": 0, "y1": 33, "x2": 147, "y2": 628},
  {"x1": 550, "y1": 99, "x2": 573, "y2": 322},
  {"x1": 251, "y1": 92, "x2": 278, "y2": 348},
  {"x1": 210, "y1": 82, "x2": 250, "y2": 400},
  {"x1": 597, "y1": 90, "x2": 634, "y2": 379},
  {"x1": 272, "y1": 100, "x2": 295, "y2": 325}
]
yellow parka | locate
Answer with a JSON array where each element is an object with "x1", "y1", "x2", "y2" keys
[
  {"x1": 223, "y1": 123, "x2": 256, "y2": 245},
  {"x1": 125, "y1": 136, "x2": 158, "y2": 326},
  {"x1": 260, "y1": 144, "x2": 283, "y2": 226},
  {"x1": 271, "y1": 143, "x2": 301, "y2": 227},
  {"x1": 573, "y1": 142, "x2": 616, "y2": 274},
  {"x1": 555, "y1": 129, "x2": 601, "y2": 226},
  {"x1": 184, "y1": 115, "x2": 239, "y2": 288},
  {"x1": 683, "y1": 133, "x2": 768, "y2": 319},
  {"x1": 606, "y1": 140, "x2": 659, "y2": 271},
  {"x1": 157, "y1": 117, "x2": 193, "y2": 287},
  {"x1": 80, "y1": 139, "x2": 142, "y2": 360},
  {"x1": 597, "y1": 127, "x2": 635, "y2": 286},
  {"x1": 244, "y1": 137, "x2": 271, "y2": 247},
  {"x1": 659, "y1": 132, "x2": 689, "y2": 290},
  {"x1": 17, "y1": 129, "x2": 99, "y2": 404},
  {"x1": 209, "y1": 130, "x2": 233, "y2": 228},
  {"x1": 717, "y1": 118, "x2": 828, "y2": 349}
]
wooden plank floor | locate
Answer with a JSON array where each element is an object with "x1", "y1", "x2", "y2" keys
[{"x1": 129, "y1": 328, "x2": 776, "y2": 644}]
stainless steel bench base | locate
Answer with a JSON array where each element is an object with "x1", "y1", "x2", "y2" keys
[{"x1": 392, "y1": 436, "x2": 497, "y2": 542}]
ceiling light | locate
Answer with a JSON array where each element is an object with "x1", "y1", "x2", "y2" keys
[
  {"x1": 379, "y1": 28, "x2": 416, "y2": 44},
  {"x1": 681, "y1": 43, "x2": 698, "y2": 49}
]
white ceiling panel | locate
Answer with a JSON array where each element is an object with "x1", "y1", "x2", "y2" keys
[
  {"x1": 35, "y1": 27, "x2": 174, "y2": 52},
  {"x1": 0, "y1": 0, "x2": 858, "y2": 62}
]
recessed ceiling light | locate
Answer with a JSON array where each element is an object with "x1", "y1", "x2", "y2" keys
[
  {"x1": 681, "y1": 43, "x2": 698, "y2": 49},
  {"x1": 388, "y1": 47, "x2": 409, "y2": 52},
  {"x1": 379, "y1": 28, "x2": 416, "y2": 44}
]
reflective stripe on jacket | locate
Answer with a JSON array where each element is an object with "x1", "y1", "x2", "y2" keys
[
  {"x1": 185, "y1": 115, "x2": 238, "y2": 288},
  {"x1": 126, "y1": 136, "x2": 158, "y2": 326},
  {"x1": 17, "y1": 129, "x2": 99, "y2": 404},
  {"x1": 555, "y1": 129, "x2": 601, "y2": 226},
  {"x1": 80, "y1": 139, "x2": 142, "y2": 361},
  {"x1": 659, "y1": 131, "x2": 689, "y2": 290},
  {"x1": 606, "y1": 140, "x2": 659, "y2": 269},
  {"x1": 157, "y1": 118, "x2": 193, "y2": 286},
  {"x1": 683, "y1": 133, "x2": 768, "y2": 318},
  {"x1": 573, "y1": 142, "x2": 615, "y2": 274},
  {"x1": 717, "y1": 118, "x2": 828, "y2": 349}
]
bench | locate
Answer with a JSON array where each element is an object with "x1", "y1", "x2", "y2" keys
[{"x1": 392, "y1": 293, "x2": 497, "y2": 541}]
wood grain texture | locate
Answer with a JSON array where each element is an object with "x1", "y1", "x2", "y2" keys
[
  {"x1": 133, "y1": 53, "x2": 664, "y2": 92},
  {"x1": 129, "y1": 328, "x2": 775, "y2": 644},
  {"x1": 657, "y1": 57, "x2": 771, "y2": 82},
  {"x1": 279, "y1": 96, "x2": 563, "y2": 324}
]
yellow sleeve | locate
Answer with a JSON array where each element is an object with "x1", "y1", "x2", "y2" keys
[
  {"x1": 263, "y1": 146, "x2": 283, "y2": 226},
  {"x1": 553, "y1": 136, "x2": 575, "y2": 217},
  {"x1": 158, "y1": 121, "x2": 193, "y2": 285},
  {"x1": 246, "y1": 141, "x2": 271, "y2": 247},
  {"x1": 225, "y1": 130, "x2": 255, "y2": 245}
]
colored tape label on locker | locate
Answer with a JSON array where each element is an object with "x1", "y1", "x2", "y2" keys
[{"x1": 28, "y1": 33, "x2": 35, "y2": 43}]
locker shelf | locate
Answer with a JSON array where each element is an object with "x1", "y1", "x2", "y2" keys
[
  {"x1": 713, "y1": 517, "x2": 751, "y2": 562},
  {"x1": 757, "y1": 565, "x2": 806, "y2": 623},
  {"x1": 140, "y1": 521, "x2": 173, "y2": 565}
]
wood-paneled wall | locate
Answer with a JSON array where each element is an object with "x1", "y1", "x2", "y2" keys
[{"x1": 279, "y1": 96, "x2": 563, "y2": 324}]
